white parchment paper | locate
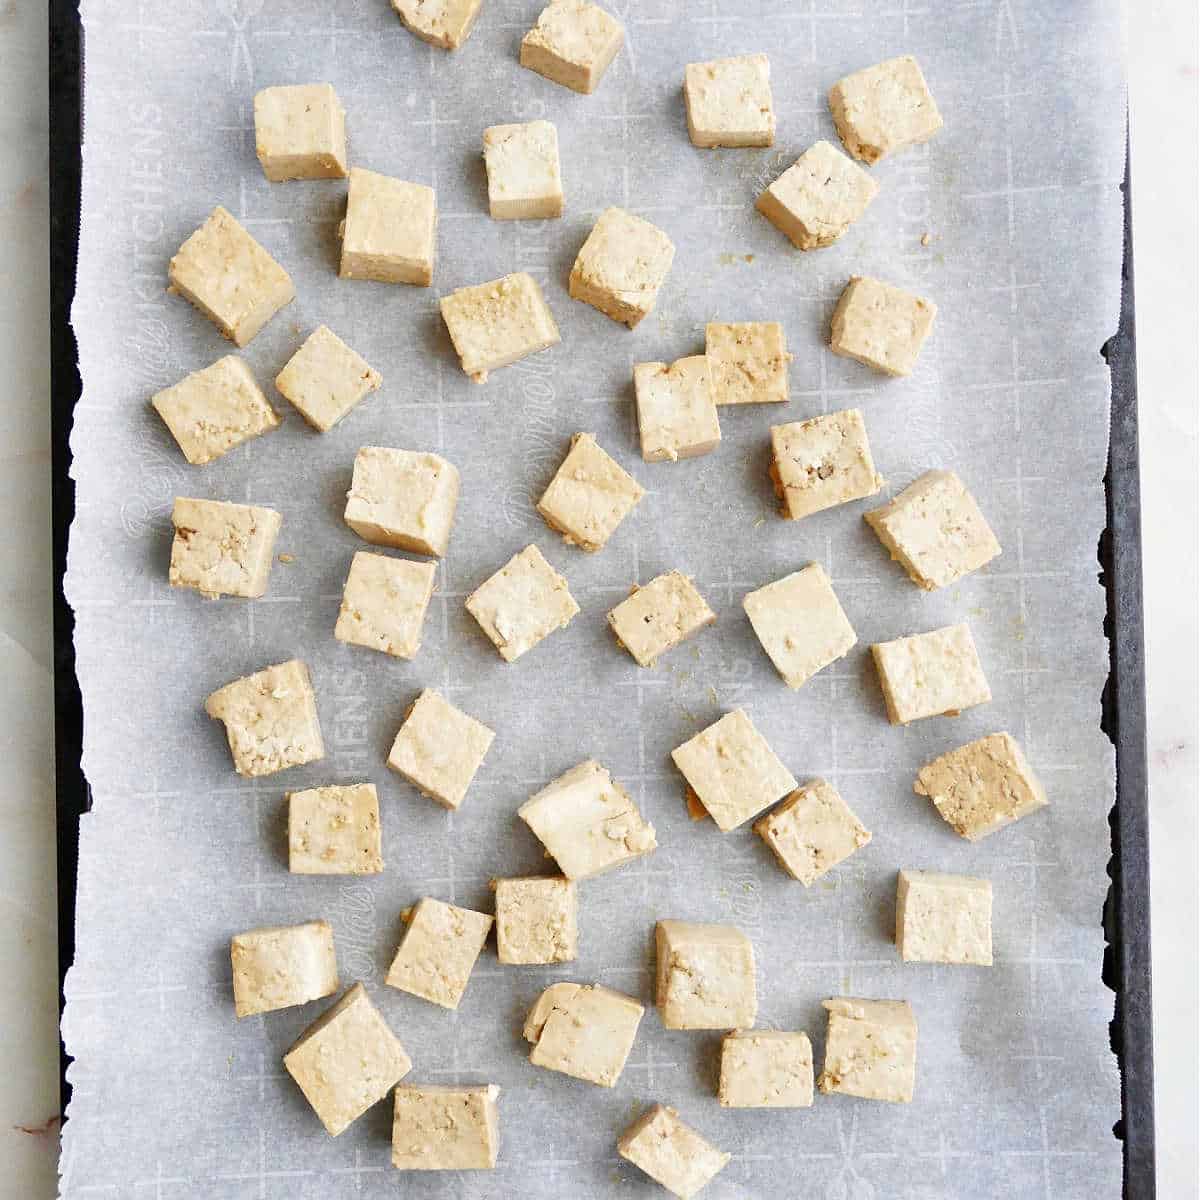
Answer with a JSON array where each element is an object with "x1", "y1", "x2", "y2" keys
[{"x1": 60, "y1": 2, "x2": 1127, "y2": 1196}]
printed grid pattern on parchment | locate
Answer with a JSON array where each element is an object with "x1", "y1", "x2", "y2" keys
[{"x1": 61, "y1": 1, "x2": 1126, "y2": 1197}]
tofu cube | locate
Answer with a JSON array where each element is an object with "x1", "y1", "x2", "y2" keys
[
  {"x1": 705, "y1": 321, "x2": 790, "y2": 405},
  {"x1": 152, "y1": 356, "x2": 279, "y2": 465},
  {"x1": 569, "y1": 207, "x2": 675, "y2": 328},
  {"x1": 864, "y1": 469, "x2": 1001, "y2": 589},
  {"x1": 391, "y1": 0, "x2": 483, "y2": 49},
  {"x1": 230, "y1": 920, "x2": 339, "y2": 1018},
  {"x1": 830, "y1": 275, "x2": 937, "y2": 377},
  {"x1": 440, "y1": 272, "x2": 560, "y2": 383},
  {"x1": 334, "y1": 551, "x2": 436, "y2": 660},
  {"x1": 655, "y1": 919, "x2": 757, "y2": 1030},
  {"x1": 537, "y1": 433, "x2": 644, "y2": 551},
  {"x1": 607, "y1": 570, "x2": 716, "y2": 667},
  {"x1": 743, "y1": 563, "x2": 856, "y2": 689},
  {"x1": 168, "y1": 206, "x2": 295, "y2": 346},
  {"x1": 284, "y1": 983, "x2": 413, "y2": 1136},
  {"x1": 465, "y1": 544, "x2": 579, "y2": 662},
  {"x1": 755, "y1": 140, "x2": 878, "y2": 249},
  {"x1": 818, "y1": 997, "x2": 917, "y2": 1103},
  {"x1": 387, "y1": 689, "x2": 495, "y2": 810},
  {"x1": 392, "y1": 1084, "x2": 500, "y2": 1170},
  {"x1": 618, "y1": 1105, "x2": 730, "y2": 1200},
  {"x1": 896, "y1": 870, "x2": 993, "y2": 965},
  {"x1": 829, "y1": 55, "x2": 943, "y2": 164},
  {"x1": 385, "y1": 898, "x2": 494, "y2": 1010},
  {"x1": 275, "y1": 325, "x2": 382, "y2": 432},
  {"x1": 339, "y1": 167, "x2": 437, "y2": 286},
  {"x1": 524, "y1": 982, "x2": 643, "y2": 1086},
  {"x1": 169, "y1": 496, "x2": 281, "y2": 600},
  {"x1": 519, "y1": 1, "x2": 624, "y2": 95},
  {"x1": 494, "y1": 876, "x2": 578, "y2": 964},
  {"x1": 914, "y1": 731, "x2": 1048, "y2": 842},
  {"x1": 288, "y1": 783, "x2": 383, "y2": 875},
  {"x1": 518, "y1": 759, "x2": 656, "y2": 880},
  {"x1": 204, "y1": 659, "x2": 325, "y2": 777},
  {"x1": 483, "y1": 121, "x2": 564, "y2": 220},
  {"x1": 634, "y1": 356, "x2": 721, "y2": 463},
  {"x1": 684, "y1": 54, "x2": 775, "y2": 148},
  {"x1": 343, "y1": 446, "x2": 460, "y2": 557},
  {"x1": 671, "y1": 708, "x2": 796, "y2": 832},
  {"x1": 770, "y1": 408, "x2": 883, "y2": 520},
  {"x1": 253, "y1": 83, "x2": 348, "y2": 181},
  {"x1": 718, "y1": 1030, "x2": 814, "y2": 1108},
  {"x1": 871, "y1": 622, "x2": 991, "y2": 724},
  {"x1": 754, "y1": 778, "x2": 871, "y2": 885}
]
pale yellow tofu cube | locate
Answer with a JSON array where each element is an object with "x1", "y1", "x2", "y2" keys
[
  {"x1": 168, "y1": 206, "x2": 295, "y2": 346},
  {"x1": 385, "y1": 898, "x2": 494, "y2": 1010},
  {"x1": 569, "y1": 207, "x2": 674, "y2": 327},
  {"x1": 494, "y1": 876, "x2": 577, "y2": 965},
  {"x1": 288, "y1": 783, "x2": 383, "y2": 875},
  {"x1": 152, "y1": 356, "x2": 279, "y2": 465},
  {"x1": 205, "y1": 659, "x2": 324, "y2": 777},
  {"x1": 524, "y1": 982, "x2": 643, "y2": 1086},
  {"x1": 275, "y1": 325, "x2": 381, "y2": 432},
  {"x1": 830, "y1": 275, "x2": 937, "y2": 376},
  {"x1": 655, "y1": 919, "x2": 757, "y2": 1030},
  {"x1": 634, "y1": 356, "x2": 721, "y2": 463},
  {"x1": 770, "y1": 409, "x2": 883, "y2": 520},
  {"x1": 718, "y1": 1030, "x2": 814, "y2": 1108},
  {"x1": 230, "y1": 920, "x2": 338, "y2": 1018},
  {"x1": 896, "y1": 870, "x2": 993, "y2": 965},
  {"x1": 829, "y1": 55, "x2": 942, "y2": 164},
  {"x1": 618, "y1": 1104, "x2": 729, "y2": 1199},
  {"x1": 871, "y1": 622, "x2": 991, "y2": 724},
  {"x1": 608, "y1": 571, "x2": 716, "y2": 667},
  {"x1": 387, "y1": 689, "x2": 495, "y2": 810},
  {"x1": 392, "y1": 1084, "x2": 500, "y2": 1169},
  {"x1": 334, "y1": 552, "x2": 436, "y2": 660},
  {"x1": 536, "y1": 433, "x2": 644, "y2": 551},
  {"x1": 754, "y1": 779, "x2": 871, "y2": 885},
  {"x1": 169, "y1": 497, "x2": 281, "y2": 600},
  {"x1": 818, "y1": 997, "x2": 917, "y2": 1103},
  {"x1": 483, "y1": 121, "x2": 564, "y2": 220},
  {"x1": 343, "y1": 446, "x2": 460, "y2": 558},
  {"x1": 520, "y1": 1, "x2": 624, "y2": 95},
  {"x1": 340, "y1": 167, "x2": 436, "y2": 286},
  {"x1": 684, "y1": 54, "x2": 775, "y2": 148},
  {"x1": 254, "y1": 83, "x2": 347, "y2": 181}
]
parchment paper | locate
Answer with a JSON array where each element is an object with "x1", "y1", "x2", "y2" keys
[{"x1": 60, "y1": 2, "x2": 1128, "y2": 1196}]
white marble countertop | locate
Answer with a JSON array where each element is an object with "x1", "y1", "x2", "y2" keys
[{"x1": 0, "y1": 1, "x2": 1194, "y2": 1194}]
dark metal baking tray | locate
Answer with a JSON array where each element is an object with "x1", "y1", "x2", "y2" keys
[{"x1": 45, "y1": 0, "x2": 1155, "y2": 1193}]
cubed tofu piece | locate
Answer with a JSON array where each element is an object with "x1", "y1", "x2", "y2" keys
[
  {"x1": 494, "y1": 876, "x2": 578, "y2": 965},
  {"x1": 718, "y1": 1030, "x2": 814, "y2": 1108},
  {"x1": 284, "y1": 983, "x2": 412, "y2": 1136},
  {"x1": 483, "y1": 120, "x2": 564, "y2": 220},
  {"x1": 152, "y1": 356, "x2": 279, "y2": 465},
  {"x1": 864, "y1": 469, "x2": 1001, "y2": 589},
  {"x1": 343, "y1": 446, "x2": 460, "y2": 557},
  {"x1": 205, "y1": 659, "x2": 325, "y2": 777},
  {"x1": 385, "y1": 898, "x2": 494, "y2": 1010},
  {"x1": 392, "y1": 1084, "x2": 500, "y2": 1170},
  {"x1": 634, "y1": 356, "x2": 721, "y2": 463},
  {"x1": 743, "y1": 564, "x2": 856, "y2": 689},
  {"x1": 569, "y1": 207, "x2": 675, "y2": 327},
  {"x1": 608, "y1": 571, "x2": 716, "y2": 667},
  {"x1": 671, "y1": 709, "x2": 796, "y2": 832},
  {"x1": 339, "y1": 167, "x2": 437, "y2": 286},
  {"x1": 770, "y1": 409, "x2": 883, "y2": 520},
  {"x1": 655, "y1": 920, "x2": 757, "y2": 1030},
  {"x1": 914, "y1": 732, "x2": 1048, "y2": 842},
  {"x1": 755, "y1": 140, "x2": 878, "y2": 249},
  {"x1": 818, "y1": 997, "x2": 917, "y2": 1103},
  {"x1": 536, "y1": 433, "x2": 645, "y2": 551},
  {"x1": 230, "y1": 920, "x2": 339, "y2": 1018},
  {"x1": 275, "y1": 325, "x2": 382, "y2": 432},
  {"x1": 705, "y1": 321, "x2": 790, "y2": 405},
  {"x1": 618, "y1": 1105, "x2": 730, "y2": 1199},
  {"x1": 754, "y1": 779, "x2": 871, "y2": 885},
  {"x1": 440, "y1": 272, "x2": 560, "y2": 383},
  {"x1": 518, "y1": 759, "x2": 656, "y2": 879},
  {"x1": 519, "y1": 0, "x2": 624, "y2": 95},
  {"x1": 829, "y1": 55, "x2": 942, "y2": 164},
  {"x1": 465, "y1": 544, "x2": 579, "y2": 662},
  {"x1": 168, "y1": 206, "x2": 295, "y2": 346},
  {"x1": 391, "y1": 0, "x2": 482, "y2": 49},
  {"x1": 896, "y1": 870, "x2": 993, "y2": 965},
  {"x1": 871, "y1": 622, "x2": 991, "y2": 724},
  {"x1": 169, "y1": 497, "x2": 282, "y2": 600},
  {"x1": 254, "y1": 83, "x2": 348, "y2": 181},
  {"x1": 830, "y1": 275, "x2": 936, "y2": 377},
  {"x1": 524, "y1": 982, "x2": 643, "y2": 1086},
  {"x1": 387, "y1": 689, "x2": 495, "y2": 810},
  {"x1": 334, "y1": 551, "x2": 436, "y2": 660},
  {"x1": 684, "y1": 54, "x2": 775, "y2": 148},
  {"x1": 288, "y1": 783, "x2": 383, "y2": 875}
]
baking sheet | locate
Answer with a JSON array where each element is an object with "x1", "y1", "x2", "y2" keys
[{"x1": 59, "y1": 1, "x2": 1128, "y2": 1196}]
